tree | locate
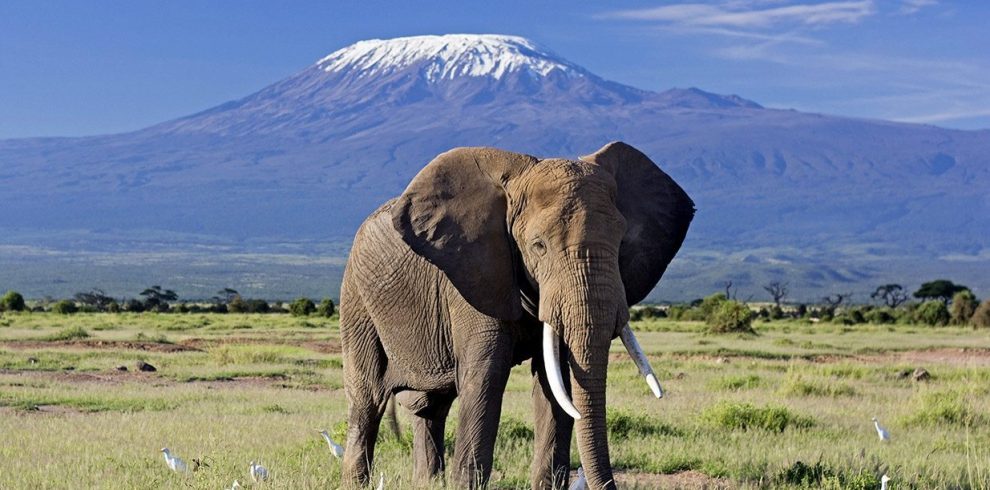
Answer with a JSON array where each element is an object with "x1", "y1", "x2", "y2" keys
[
  {"x1": 139, "y1": 285, "x2": 178, "y2": 312},
  {"x1": 317, "y1": 298, "x2": 336, "y2": 317},
  {"x1": 870, "y1": 284, "x2": 909, "y2": 308},
  {"x1": 913, "y1": 279, "x2": 969, "y2": 305},
  {"x1": 1, "y1": 290, "x2": 26, "y2": 312},
  {"x1": 821, "y1": 293, "x2": 852, "y2": 314},
  {"x1": 74, "y1": 288, "x2": 116, "y2": 312},
  {"x1": 290, "y1": 297, "x2": 316, "y2": 316},
  {"x1": 950, "y1": 290, "x2": 979, "y2": 326},
  {"x1": 762, "y1": 281, "x2": 789, "y2": 307}
]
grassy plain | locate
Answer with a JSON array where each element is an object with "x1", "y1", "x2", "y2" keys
[{"x1": 1, "y1": 312, "x2": 989, "y2": 488}]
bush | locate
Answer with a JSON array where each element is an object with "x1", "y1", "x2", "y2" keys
[
  {"x1": 865, "y1": 307, "x2": 897, "y2": 324},
  {"x1": 317, "y1": 298, "x2": 336, "y2": 317},
  {"x1": 973, "y1": 299, "x2": 990, "y2": 328},
  {"x1": 44, "y1": 325, "x2": 90, "y2": 341},
  {"x1": 706, "y1": 300, "x2": 755, "y2": 334},
  {"x1": 914, "y1": 300, "x2": 950, "y2": 326},
  {"x1": 904, "y1": 390, "x2": 983, "y2": 427},
  {"x1": 123, "y1": 298, "x2": 145, "y2": 312},
  {"x1": 701, "y1": 401, "x2": 812, "y2": 432},
  {"x1": 950, "y1": 290, "x2": 978, "y2": 325},
  {"x1": 51, "y1": 300, "x2": 78, "y2": 315},
  {"x1": 289, "y1": 297, "x2": 316, "y2": 316},
  {"x1": 0, "y1": 290, "x2": 26, "y2": 312},
  {"x1": 699, "y1": 293, "x2": 727, "y2": 319}
]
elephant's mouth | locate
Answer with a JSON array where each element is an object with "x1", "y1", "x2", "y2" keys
[{"x1": 541, "y1": 322, "x2": 662, "y2": 419}]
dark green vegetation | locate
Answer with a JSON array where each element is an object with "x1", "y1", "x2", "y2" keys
[{"x1": 1, "y1": 312, "x2": 988, "y2": 488}]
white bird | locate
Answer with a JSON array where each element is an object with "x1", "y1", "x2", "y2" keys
[
  {"x1": 160, "y1": 447, "x2": 188, "y2": 473},
  {"x1": 317, "y1": 429, "x2": 345, "y2": 459},
  {"x1": 569, "y1": 467, "x2": 587, "y2": 490},
  {"x1": 881, "y1": 474, "x2": 891, "y2": 490},
  {"x1": 250, "y1": 461, "x2": 269, "y2": 482},
  {"x1": 376, "y1": 473, "x2": 385, "y2": 490},
  {"x1": 872, "y1": 416, "x2": 890, "y2": 441},
  {"x1": 230, "y1": 480, "x2": 242, "y2": 490}
]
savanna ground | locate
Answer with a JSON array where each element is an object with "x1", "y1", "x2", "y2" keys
[{"x1": 1, "y1": 313, "x2": 988, "y2": 489}]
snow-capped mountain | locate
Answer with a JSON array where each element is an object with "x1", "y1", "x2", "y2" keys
[
  {"x1": 317, "y1": 34, "x2": 587, "y2": 81},
  {"x1": 1, "y1": 34, "x2": 988, "y2": 299}
]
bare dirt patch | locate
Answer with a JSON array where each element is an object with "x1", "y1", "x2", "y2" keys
[
  {"x1": 178, "y1": 337, "x2": 341, "y2": 354},
  {"x1": 1, "y1": 339, "x2": 199, "y2": 353},
  {"x1": 864, "y1": 347, "x2": 990, "y2": 366}
]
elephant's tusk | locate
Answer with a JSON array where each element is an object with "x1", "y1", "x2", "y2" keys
[
  {"x1": 542, "y1": 323, "x2": 582, "y2": 420},
  {"x1": 619, "y1": 324, "x2": 663, "y2": 399}
]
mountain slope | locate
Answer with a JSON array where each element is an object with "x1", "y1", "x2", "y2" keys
[{"x1": 1, "y1": 34, "x2": 988, "y2": 300}]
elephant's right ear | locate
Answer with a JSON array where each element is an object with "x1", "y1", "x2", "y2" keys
[{"x1": 391, "y1": 147, "x2": 537, "y2": 321}]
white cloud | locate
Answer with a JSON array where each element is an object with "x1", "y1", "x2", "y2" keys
[
  {"x1": 601, "y1": 1, "x2": 875, "y2": 29},
  {"x1": 900, "y1": 0, "x2": 937, "y2": 15}
]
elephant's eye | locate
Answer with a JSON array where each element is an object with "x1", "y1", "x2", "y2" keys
[{"x1": 531, "y1": 239, "x2": 547, "y2": 256}]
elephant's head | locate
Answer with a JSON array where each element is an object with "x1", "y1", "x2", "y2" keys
[{"x1": 392, "y1": 142, "x2": 694, "y2": 488}]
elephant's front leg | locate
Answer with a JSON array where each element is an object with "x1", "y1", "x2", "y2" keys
[
  {"x1": 450, "y1": 327, "x2": 514, "y2": 488},
  {"x1": 530, "y1": 348, "x2": 574, "y2": 489}
]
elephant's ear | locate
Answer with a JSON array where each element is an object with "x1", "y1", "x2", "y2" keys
[
  {"x1": 392, "y1": 147, "x2": 537, "y2": 321},
  {"x1": 581, "y1": 142, "x2": 695, "y2": 306}
]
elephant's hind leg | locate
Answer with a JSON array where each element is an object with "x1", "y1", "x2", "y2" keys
[
  {"x1": 396, "y1": 390, "x2": 455, "y2": 484},
  {"x1": 340, "y1": 296, "x2": 389, "y2": 486}
]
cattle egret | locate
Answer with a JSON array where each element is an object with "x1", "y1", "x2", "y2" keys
[
  {"x1": 872, "y1": 416, "x2": 890, "y2": 441},
  {"x1": 569, "y1": 467, "x2": 587, "y2": 490},
  {"x1": 250, "y1": 461, "x2": 269, "y2": 482},
  {"x1": 230, "y1": 480, "x2": 242, "y2": 490},
  {"x1": 317, "y1": 429, "x2": 345, "y2": 459},
  {"x1": 160, "y1": 448, "x2": 188, "y2": 473},
  {"x1": 376, "y1": 473, "x2": 385, "y2": 490},
  {"x1": 881, "y1": 474, "x2": 891, "y2": 490}
]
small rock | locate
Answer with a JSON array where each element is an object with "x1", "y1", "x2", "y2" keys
[
  {"x1": 675, "y1": 372, "x2": 687, "y2": 380},
  {"x1": 136, "y1": 361, "x2": 157, "y2": 372},
  {"x1": 912, "y1": 367, "x2": 930, "y2": 382},
  {"x1": 115, "y1": 365, "x2": 128, "y2": 372}
]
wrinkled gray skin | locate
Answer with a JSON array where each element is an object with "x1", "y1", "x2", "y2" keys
[{"x1": 339, "y1": 142, "x2": 693, "y2": 489}]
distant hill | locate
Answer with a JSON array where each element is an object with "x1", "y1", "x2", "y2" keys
[{"x1": 1, "y1": 34, "x2": 987, "y2": 301}]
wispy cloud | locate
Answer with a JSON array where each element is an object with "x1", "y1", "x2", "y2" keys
[
  {"x1": 600, "y1": 1, "x2": 875, "y2": 29},
  {"x1": 900, "y1": 0, "x2": 937, "y2": 15}
]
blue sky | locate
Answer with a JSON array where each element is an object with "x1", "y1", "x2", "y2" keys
[{"x1": 1, "y1": 0, "x2": 987, "y2": 138}]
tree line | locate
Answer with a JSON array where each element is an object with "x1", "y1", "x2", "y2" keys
[
  {"x1": 0, "y1": 287, "x2": 335, "y2": 318},
  {"x1": 629, "y1": 278, "x2": 990, "y2": 331}
]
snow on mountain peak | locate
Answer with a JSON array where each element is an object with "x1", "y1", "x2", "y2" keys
[{"x1": 316, "y1": 34, "x2": 586, "y2": 81}]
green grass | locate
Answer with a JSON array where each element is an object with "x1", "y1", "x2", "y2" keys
[{"x1": 0, "y1": 312, "x2": 989, "y2": 488}]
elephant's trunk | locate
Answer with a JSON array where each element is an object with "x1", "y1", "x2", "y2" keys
[{"x1": 539, "y1": 250, "x2": 626, "y2": 490}]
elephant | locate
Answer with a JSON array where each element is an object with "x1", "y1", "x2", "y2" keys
[{"x1": 339, "y1": 141, "x2": 694, "y2": 489}]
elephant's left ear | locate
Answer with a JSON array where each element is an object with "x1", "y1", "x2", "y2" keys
[
  {"x1": 392, "y1": 147, "x2": 536, "y2": 321},
  {"x1": 581, "y1": 142, "x2": 695, "y2": 305}
]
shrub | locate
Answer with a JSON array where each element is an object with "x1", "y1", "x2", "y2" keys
[
  {"x1": 950, "y1": 290, "x2": 978, "y2": 325},
  {"x1": 865, "y1": 307, "x2": 897, "y2": 324},
  {"x1": 701, "y1": 401, "x2": 812, "y2": 432},
  {"x1": 289, "y1": 297, "x2": 316, "y2": 316},
  {"x1": 972, "y1": 299, "x2": 990, "y2": 328},
  {"x1": 0, "y1": 291, "x2": 26, "y2": 312},
  {"x1": 708, "y1": 374, "x2": 762, "y2": 391},
  {"x1": 123, "y1": 299, "x2": 145, "y2": 312},
  {"x1": 914, "y1": 300, "x2": 949, "y2": 326},
  {"x1": 699, "y1": 293, "x2": 727, "y2": 319},
  {"x1": 706, "y1": 300, "x2": 755, "y2": 334},
  {"x1": 51, "y1": 300, "x2": 78, "y2": 315},
  {"x1": 317, "y1": 298, "x2": 336, "y2": 317},
  {"x1": 44, "y1": 326, "x2": 90, "y2": 341},
  {"x1": 606, "y1": 409, "x2": 682, "y2": 439}
]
